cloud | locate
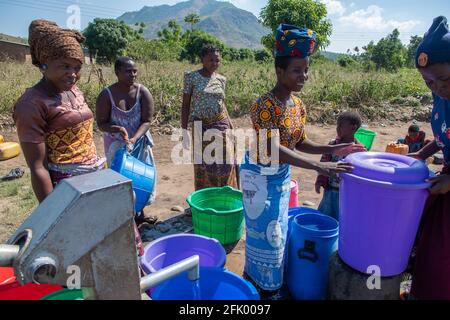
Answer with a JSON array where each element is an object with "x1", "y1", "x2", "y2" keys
[
  {"x1": 321, "y1": 0, "x2": 346, "y2": 16},
  {"x1": 339, "y1": 5, "x2": 421, "y2": 32}
]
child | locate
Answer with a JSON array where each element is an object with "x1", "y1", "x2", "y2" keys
[
  {"x1": 398, "y1": 124, "x2": 430, "y2": 153},
  {"x1": 408, "y1": 16, "x2": 450, "y2": 300},
  {"x1": 96, "y1": 56, "x2": 157, "y2": 225},
  {"x1": 315, "y1": 111, "x2": 366, "y2": 220}
]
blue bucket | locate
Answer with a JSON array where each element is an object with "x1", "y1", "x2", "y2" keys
[
  {"x1": 110, "y1": 147, "x2": 156, "y2": 213},
  {"x1": 287, "y1": 212, "x2": 338, "y2": 300},
  {"x1": 152, "y1": 267, "x2": 260, "y2": 300},
  {"x1": 285, "y1": 207, "x2": 323, "y2": 268}
]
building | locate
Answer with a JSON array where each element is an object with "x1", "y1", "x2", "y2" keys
[
  {"x1": 0, "y1": 39, "x2": 93, "y2": 64},
  {"x1": 0, "y1": 40, "x2": 31, "y2": 63}
]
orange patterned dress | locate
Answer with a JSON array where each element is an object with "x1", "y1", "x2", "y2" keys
[
  {"x1": 13, "y1": 81, "x2": 105, "y2": 185},
  {"x1": 249, "y1": 91, "x2": 307, "y2": 164}
]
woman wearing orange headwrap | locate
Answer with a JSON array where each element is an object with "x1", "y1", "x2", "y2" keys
[{"x1": 12, "y1": 20, "x2": 106, "y2": 202}]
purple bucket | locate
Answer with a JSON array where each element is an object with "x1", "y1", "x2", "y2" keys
[
  {"x1": 140, "y1": 234, "x2": 226, "y2": 295},
  {"x1": 339, "y1": 152, "x2": 430, "y2": 276}
]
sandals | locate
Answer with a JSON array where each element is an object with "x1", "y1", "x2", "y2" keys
[
  {"x1": 135, "y1": 212, "x2": 158, "y2": 226},
  {"x1": 1, "y1": 168, "x2": 25, "y2": 181}
]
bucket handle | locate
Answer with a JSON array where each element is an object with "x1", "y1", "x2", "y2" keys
[{"x1": 297, "y1": 240, "x2": 318, "y2": 263}]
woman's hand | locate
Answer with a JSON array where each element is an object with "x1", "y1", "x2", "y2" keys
[
  {"x1": 316, "y1": 161, "x2": 354, "y2": 177},
  {"x1": 331, "y1": 143, "x2": 366, "y2": 157},
  {"x1": 427, "y1": 174, "x2": 450, "y2": 195},
  {"x1": 117, "y1": 127, "x2": 129, "y2": 142}
]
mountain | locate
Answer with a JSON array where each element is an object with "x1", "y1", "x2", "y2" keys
[{"x1": 117, "y1": 0, "x2": 270, "y2": 49}]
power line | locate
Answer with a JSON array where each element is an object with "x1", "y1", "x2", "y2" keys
[{"x1": 0, "y1": 0, "x2": 120, "y2": 19}]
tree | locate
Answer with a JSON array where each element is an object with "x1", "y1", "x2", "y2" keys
[
  {"x1": 180, "y1": 29, "x2": 224, "y2": 63},
  {"x1": 254, "y1": 48, "x2": 273, "y2": 62},
  {"x1": 184, "y1": 13, "x2": 201, "y2": 30},
  {"x1": 84, "y1": 19, "x2": 141, "y2": 63},
  {"x1": 365, "y1": 29, "x2": 407, "y2": 71},
  {"x1": 259, "y1": 0, "x2": 332, "y2": 52},
  {"x1": 126, "y1": 38, "x2": 180, "y2": 62},
  {"x1": 406, "y1": 35, "x2": 423, "y2": 67},
  {"x1": 158, "y1": 19, "x2": 183, "y2": 44}
]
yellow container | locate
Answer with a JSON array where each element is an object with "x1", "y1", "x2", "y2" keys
[
  {"x1": 0, "y1": 142, "x2": 21, "y2": 160},
  {"x1": 385, "y1": 142, "x2": 409, "y2": 155},
  {"x1": 0, "y1": 135, "x2": 4, "y2": 143}
]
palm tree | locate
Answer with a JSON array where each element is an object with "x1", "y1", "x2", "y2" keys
[{"x1": 184, "y1": 13, "x2": 200, "y2": 30}]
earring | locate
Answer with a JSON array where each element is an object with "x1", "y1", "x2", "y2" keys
[{"x1": 41, "y1": 64, "x2": 48, "y2": 70}]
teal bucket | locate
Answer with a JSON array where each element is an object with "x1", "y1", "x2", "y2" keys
[{"x1": 287, "y1": 213, "x2": 339, "y2": 300}]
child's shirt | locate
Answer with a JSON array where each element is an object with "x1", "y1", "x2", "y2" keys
[
  {"x1": 315, "y1": 137, "x2": 365, "y2": 190},
  {"x1": 404, "y1": 131, "x2": 426, "y2": 153}
]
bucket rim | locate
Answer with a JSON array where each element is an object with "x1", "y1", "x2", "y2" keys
[
  {"x1": 141, "y1": 234, "x2": 226, "y2": 273},
  {"x1": 293, "y1": 213, "x2": 339, "y2": 237},
  {"x1": 340, "y1": 172, "x2": 431, "y2": 190},
  {"x1": 152, "y1": 267, "x2": 260, "y2": 300},
  {"x1": 186, "y1": 186, "x2": 243, "y2": 215}
]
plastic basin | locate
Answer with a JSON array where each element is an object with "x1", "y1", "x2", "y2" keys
[
  {"x1": 186, "y1": 186, "x2": 244, "y2": 245},
  {"x1": 152, "y1": 267, "x2": 259, "y2": 300}
]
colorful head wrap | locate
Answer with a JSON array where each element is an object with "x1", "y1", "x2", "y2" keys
[
  {"x1": 416, "y1": 16, "x2": 450, "y2": 68},
  {"x1": 274, "y1": 23, "x2": 316, "y2": 58},
  {"x1": 28, "y1": 19, "x2": 85, "y2": 67}
]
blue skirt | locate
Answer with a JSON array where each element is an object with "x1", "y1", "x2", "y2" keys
[{"x1": 240, "y1": 152, "x2": 291, "y2": 291}]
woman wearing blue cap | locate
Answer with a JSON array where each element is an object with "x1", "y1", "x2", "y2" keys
[
  {"x1": 408, "y1": 16, "x2": 450, "y2": 300},
  {"x1": 240, "y1": 24, "x2": 357, "y2": 299}
]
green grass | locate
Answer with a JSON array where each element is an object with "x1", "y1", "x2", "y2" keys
[
  {"x1": 0, "y1": 59, "x2": 430, "y2": 125},
  {"x1": 0, "y1": 172, "x2": 38, "y2": 242}
]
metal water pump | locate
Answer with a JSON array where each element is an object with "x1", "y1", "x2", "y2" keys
[{"x1": 0, "y1": 169, "x2": 199, "y2": 299}]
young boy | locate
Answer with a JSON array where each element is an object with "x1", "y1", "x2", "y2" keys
[
  {"x1": 315, "y1": 111, "x2": 366, "y2": 220},
  {"x1": 398, "y1": 124, "x2": 430, "y2": 153}
]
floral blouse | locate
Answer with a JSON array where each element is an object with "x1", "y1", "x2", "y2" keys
[{"x1": 183, "y1": 70, "x2": 226, "y2": 121}]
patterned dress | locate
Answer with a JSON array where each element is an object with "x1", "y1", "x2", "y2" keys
[
  {"x1": 411, "y1": 94, "x2": 450, "y2": 300},
  {"x1": 183, "y1": 70, "x2": 237, "y2": 190},
  {"x1": 241, "y1": 92, "x2": 307, "y2": 293},
  {"x1": 13, "y1": 81, "x2": 105, "y2": 185}
]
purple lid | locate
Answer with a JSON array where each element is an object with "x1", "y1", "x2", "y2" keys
[{"x1": 343, "y1": 152, "x2": 429, "y2": 184}]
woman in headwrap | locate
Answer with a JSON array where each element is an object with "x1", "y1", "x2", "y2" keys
[
  {"x1": 13, "y1": 20, "x2": 145, "y2": 256},
  {"x1": 240, "y1": 24, "x2": 357, "y2": 299},
  {"x1": 408, "y1": 16, "x2": 450, "y2": 300},
  {"x1": 13, "y1": 20, "x2": 105, "y2": 200},
  {"x1": 181, "y1": 43, "x2": 238, "y2": 191}
]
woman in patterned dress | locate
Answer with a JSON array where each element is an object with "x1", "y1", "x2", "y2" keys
[
  {"x1": 181, "y1": 44, "x2": 238, "y2": 191},
  {"x1": 240, "y1": 24, "x2": 356, "y2": 299},
  {"x1": 13, "y1": 19, "x2": 105, "y2": 202}
]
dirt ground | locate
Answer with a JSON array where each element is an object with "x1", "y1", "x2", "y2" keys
[{"x1": 0, "y1": 118, "x2": 441, "y2": 277}]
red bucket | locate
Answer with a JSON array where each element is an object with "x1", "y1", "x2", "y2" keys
[
  {"x1": 289, "y1": 179, "x2": 299, "y2": 208},
  {"x1": 0, "y1": 267, "x2": 63, "y2": 300}
]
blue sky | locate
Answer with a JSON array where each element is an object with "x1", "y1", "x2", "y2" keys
[{"x1": 0, "y1": 0, "x2": 448, "y2": 53}]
